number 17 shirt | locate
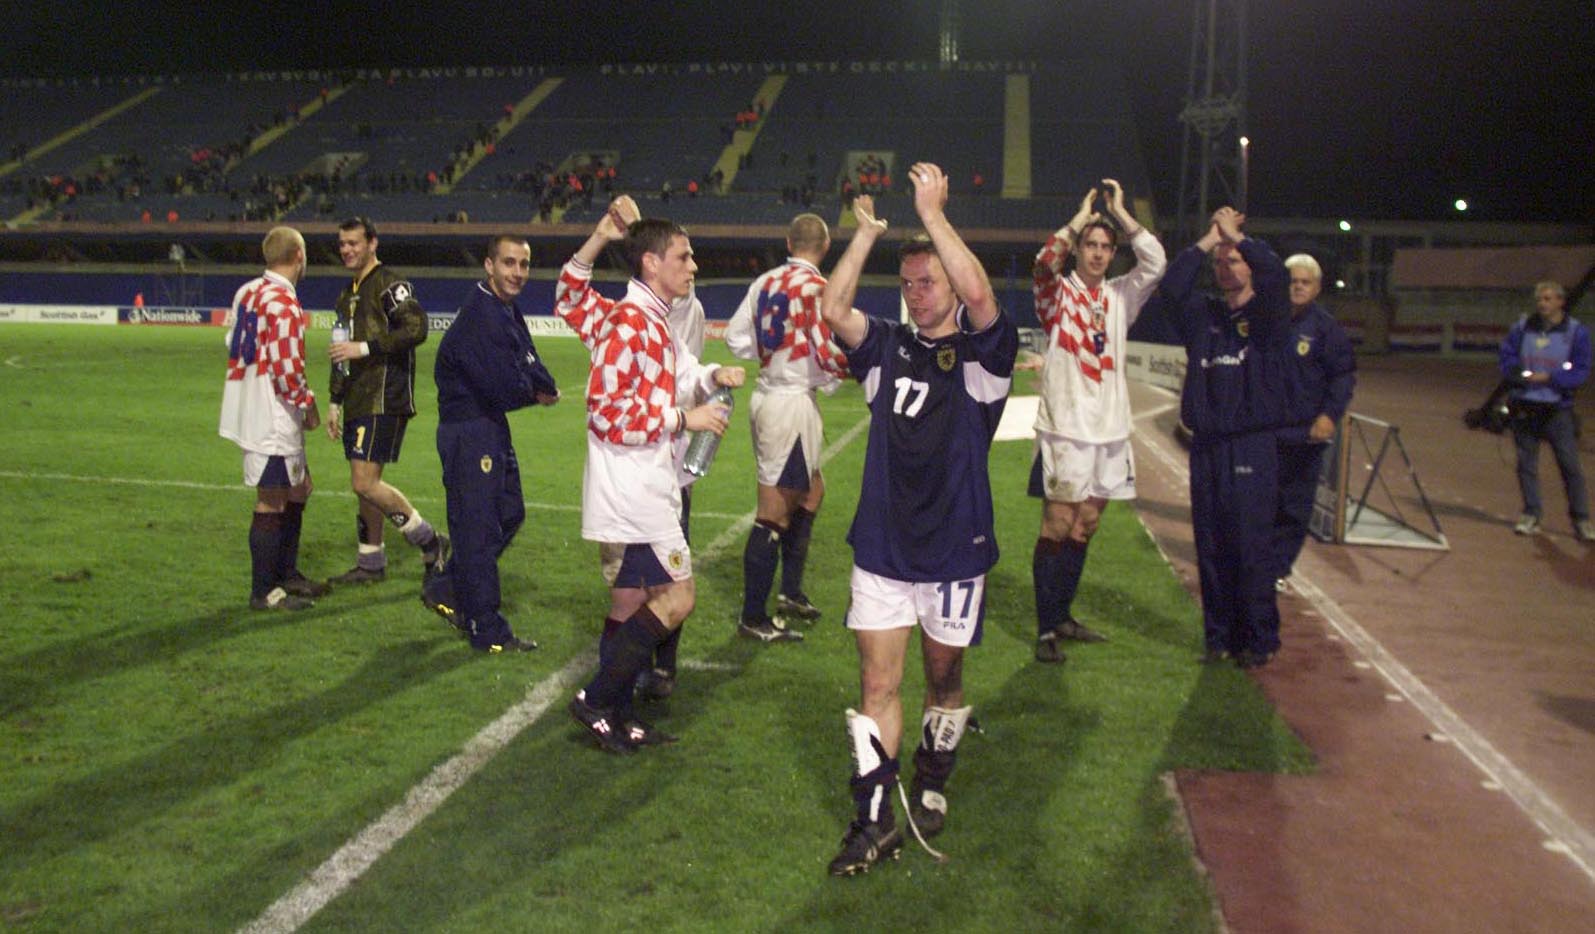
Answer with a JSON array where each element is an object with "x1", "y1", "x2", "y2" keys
[{"x1": 839, "y1": 307, "x2": 1018, "y2": 582}]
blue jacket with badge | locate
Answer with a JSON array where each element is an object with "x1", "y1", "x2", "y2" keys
[
  {"x1": 1278, "y1": 302, "x2": 1357, "y2": 443},
  {"x1": 435, "y1": 282, "x2": 559, "y2": 429}
]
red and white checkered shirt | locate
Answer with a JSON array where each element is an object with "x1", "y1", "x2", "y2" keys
[
  {"x1": 1032, "y1": 228, "x2": 1165, "y2": 442},
  {"x1": 557, "y1": 259, "x2": 684, "y2": 446},
  {"x1": 557, "y1": 259, "x2": 718, "y2": 543},
  {"x1": 724, "y1": 257, "x2": 849, "y2": 392},
  {"x1": 219, "y1": 270, "x2": 314, "y2": 454}
]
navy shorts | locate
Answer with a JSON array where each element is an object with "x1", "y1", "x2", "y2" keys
[{"x1": 344, "y1": 414, "x2": 409, "y2": 463}]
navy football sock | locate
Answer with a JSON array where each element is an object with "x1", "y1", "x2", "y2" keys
[
  {"x1": 780, "y1": 507, "x2": 815, "y2": 597},
  {"x1": 1033, "y1": 537, "x2": 1066, "y2": 636},
  {"x1": 279, "y1": 500, "x2": 306, "y2": 580},
  {"x1": 583, "y1": 607, "x2": 669, "y2": 708},
  {"x1": 1058, "y1": 538, "x2": 1089, "y2": 619},
  {"x1": 598, "y1": 616, "x2": 625, "y2": 665},
  {"x1": 250, "y1": 512, "x2": 286, "y2": 600},
  {"x1": 741, "y1": 520, "x2": 782, "y2": 620},
  {"x1": 654, "y1": 624, "x2": 681, "y2": 675}
]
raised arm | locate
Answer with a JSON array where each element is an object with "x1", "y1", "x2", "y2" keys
[
  {"x1": 909, "y1": 161, "x2": 997, "y2": 329},
  {"x1": 1033, "y1": 188, "x2": 1097, "y2": 331},
  {"x1": 557, "y1": 196, "x2": 641, "y2": 345},
  {"x1": 821, "y1": 194, "x2": 888, "y2": 349},
  {"x1": 1035, "y1": 187, "x2": 1097, "y2": 280},
  {"x1": 573, "y1": 195, "x2": 638, "y2": 267},
  {"x1": 1103, "y1": 179, "x2": 1166, "y2": 322}
]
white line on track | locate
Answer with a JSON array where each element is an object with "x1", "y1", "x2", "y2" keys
[
  {"x1": 239, "y1": 410, "x2": 871, "y2": 932},
  {"x1": 1129, "y1": 386, "x2": 1595, "y2": 885},
  {"x1": 1132, "y1": 401, "x2": 1178, "y2": 422}
]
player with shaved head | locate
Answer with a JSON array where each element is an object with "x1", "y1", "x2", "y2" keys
[{"x1": 724, "y1": 212, "x2": 851, "y2": 642}]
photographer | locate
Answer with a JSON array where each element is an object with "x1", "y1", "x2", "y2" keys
[{"x1": 1499, "y1": 281, "x2": 1593, "y2": 541}]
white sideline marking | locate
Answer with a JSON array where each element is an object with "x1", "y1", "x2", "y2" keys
[
  {"x1": 0, "y1": 469, "x2": 747, "y2": 521},
  {"x1": 240, "y1": 411, "x2": 870, "y2": 932},
  {"x1": 679, "y1": 659, "x2": 740, "y2": 673},
  {"x1": 1130, "y1": 396, "x2": 1595, "y2": 886},
  {"x1": 238, "y1": 653, "x2": 591, "y2": 934}
]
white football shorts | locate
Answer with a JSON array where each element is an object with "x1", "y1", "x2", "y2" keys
[{"x1": 845, "y1": 565, "x2": 986, "y2": 648}]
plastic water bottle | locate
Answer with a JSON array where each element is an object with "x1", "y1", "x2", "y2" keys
[
  {"x1": 682, "y1": 385, "x2": 735, "y2": 478},
  {"x1": 331, "y1": 319, "x2": 351, "y2": 376}
]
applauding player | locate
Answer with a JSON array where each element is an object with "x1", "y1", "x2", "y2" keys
[
  {"x1": 1029, "y1": 180, "x2": 1165, "y2": 662},
  {"x1": 557, "y1": 197, "x2": 745, "y2": 753},
  {"x1": 819, "y1": 166, "x2": 1018, "y2": 875}
]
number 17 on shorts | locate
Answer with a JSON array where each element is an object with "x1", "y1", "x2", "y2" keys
[{"x1": 846, "y1": 567, "x2": 986, "y2": 648}]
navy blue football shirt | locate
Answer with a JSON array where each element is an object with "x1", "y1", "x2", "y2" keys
[{"x1": 839, "y1": 305, "x2": 1019, "y2": 581}]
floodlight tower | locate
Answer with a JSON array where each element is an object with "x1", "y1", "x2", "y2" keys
[
  {"x1": 939, "y1": 0, "x2": 960, "y2": 64},
  {"x1": 1175, "y1": 0, "x2": 1247, "y2": 242}
]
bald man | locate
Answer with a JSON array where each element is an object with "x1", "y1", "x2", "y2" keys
[{"x1": 724, "y1": 213, "x2": 851, "y2": 642}]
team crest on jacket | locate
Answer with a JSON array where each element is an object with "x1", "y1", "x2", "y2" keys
[
  {"x1": 1297, "y1": 338, "x2": 1310, "y2": 356},
  {"x1": 1236, "y1": 319, "x2": 1250, "y2": 338},
  {"x1": 480, "y1": 455, "x2": 493, "y2": 474},
  {"x1": 936, "y1": 345, "x2": 957, "y2": 372}
]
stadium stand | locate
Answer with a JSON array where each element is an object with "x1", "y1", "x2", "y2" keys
[
  {"x1": 733, "y1": 71, "x2": 1005, "y2": 200},
  {"x1": 0, "y1": 65, "x2": 1151, "y2": 232},
  {"x1": 0, "y1": 81, "x2": 144, "y2": 167}
]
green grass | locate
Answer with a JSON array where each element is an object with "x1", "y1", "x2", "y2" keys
[{"x1": 0, "y1": 322, "x2": 1311, "y2": 932}]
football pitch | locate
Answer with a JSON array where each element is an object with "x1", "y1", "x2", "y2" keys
[{"x1": 0, "y1": 322, "x2": 1310, "y2": 932}]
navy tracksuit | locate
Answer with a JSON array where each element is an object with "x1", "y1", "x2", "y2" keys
[
  {"x1": 431, "y1": 283, "x2": 558, "y2": 649},
  {"x1": 1146, "y1": 239, "x2": 1292, "y2": 657},
  {"x1": 1273, "y1": 303, "x2": 1357, "y2": 578}
]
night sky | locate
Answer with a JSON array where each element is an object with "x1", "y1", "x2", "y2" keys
[{"x1": 7, "y1": 0, "x2": 1592, "y2": 224}]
